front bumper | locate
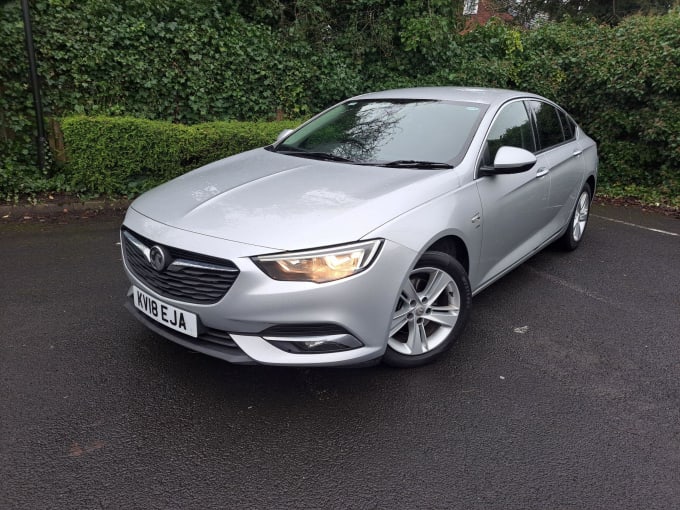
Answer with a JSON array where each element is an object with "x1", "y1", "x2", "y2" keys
[{"x1": 121, "y1": 209, "x2": 416, "y2": 366}]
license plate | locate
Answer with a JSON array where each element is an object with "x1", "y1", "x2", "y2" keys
[{"x1": 133, "y1": 286, "x2": 198, "y2": 338}]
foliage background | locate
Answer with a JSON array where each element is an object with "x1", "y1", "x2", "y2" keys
[
  {"x1": 1, "y1": 0, "x2": 678, "y2": 205},
  {"x1": 60, "y1": 116, "x2": 297, "y2": 196}
]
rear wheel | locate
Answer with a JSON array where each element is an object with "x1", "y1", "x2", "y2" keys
[
  {"x1": 558, "y1": 183, "x2": 592, "y2": 251},
  {"x1": 383, "y1": 251, "x2": 471, "y2": 368}
]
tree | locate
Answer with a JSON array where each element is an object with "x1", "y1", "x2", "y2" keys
[{"x1": 495, "y1": 0, "x2": 675, "y2": 25}]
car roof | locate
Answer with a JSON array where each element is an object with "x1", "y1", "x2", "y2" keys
[{"x1": 350, "y1": 87, "x2": 544, "y2": 108}]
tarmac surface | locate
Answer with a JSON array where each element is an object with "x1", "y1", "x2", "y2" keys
[{"x1": 1, "y1": 203, "x2": 679, "y2": 509}]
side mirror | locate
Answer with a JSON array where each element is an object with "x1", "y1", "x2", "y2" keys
[
  {"x1": 276, "y1": 129, "x2": 294, "y2": 142},
  {"x1": 479, "y1": 146, "x2": 537, "y2": 176}
]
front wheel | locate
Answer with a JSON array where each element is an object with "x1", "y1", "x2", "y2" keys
[
  {"x1": 383, "y1": 251, "x2": 472, "y2": 368},
  {"x1": 558, "y1": 183, "x2": 592, "y2": 251}
]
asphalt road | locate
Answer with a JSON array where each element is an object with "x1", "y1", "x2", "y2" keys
[{"x1": 1, "y1": 204, "x2": 679, "y2": 509}]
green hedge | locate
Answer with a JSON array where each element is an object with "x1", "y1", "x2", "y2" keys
[
  {"x1": 1, "y1": 0, "x2": 679, "y2": 206},
  {"x1": 515, "y1": 15, "x2": 680, "y2": 205},
  {"x1": 60, "y1": 117, "x2": 299, "y2": 196}
]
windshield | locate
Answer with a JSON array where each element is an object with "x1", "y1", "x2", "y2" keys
[{"x1": 274, "y1": 99, "x2": 487, "y2": 166}]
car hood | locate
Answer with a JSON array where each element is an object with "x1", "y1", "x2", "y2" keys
[{"x1": 130, "y1": 148, "x2": 458, "y2": 251}]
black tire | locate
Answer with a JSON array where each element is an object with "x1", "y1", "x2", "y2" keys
[
  {"x1": 558, "y1": 183, "x2": 592, "y2": 251},
  {"x1": 383, "y1": 251, "x2": 472, "y2": 368}
]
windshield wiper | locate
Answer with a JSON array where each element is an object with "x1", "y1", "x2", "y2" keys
[
  {"x1": 373, "y1": 160, "x2": 454, "y2": 169},
  {"x1": 270, "y1": 148, "x2": 452, "y2": 169},
  {"x1": 274, "y1": 148, "x2": 353, "y2": 163}
]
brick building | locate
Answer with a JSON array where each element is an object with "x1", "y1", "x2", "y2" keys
[{"x1": 463, "y1": 0, "x2": 514, "y2": 26}]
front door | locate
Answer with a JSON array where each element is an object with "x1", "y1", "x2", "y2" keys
[{"x1": 475, "y1": 100, "x2": 551, "y2": 287}]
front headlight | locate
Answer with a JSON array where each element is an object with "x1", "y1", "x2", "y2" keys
[{"x1": 253, "y1": 240, "x2": 383, "y2": 283}]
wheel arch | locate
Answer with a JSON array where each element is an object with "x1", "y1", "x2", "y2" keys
[
  {"x1": 585, "y1": 174, "x2": 596, "y2": 200},
  {"x1": 425, "y1": 235, "x2": 470, "y2": 275}
]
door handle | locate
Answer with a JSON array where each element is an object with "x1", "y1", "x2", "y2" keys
[
  {"x1": 536, "y1": 167, "x2": 549, "y2": 178},
  {"x1": 572, "y1": 149, "x2": 583, "y2": 157}
]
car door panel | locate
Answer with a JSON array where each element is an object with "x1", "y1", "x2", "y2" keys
[
  {"x1": 474, "y1": 100, "x2": 551, "y2": 288},
  {"x1": 544, "y1": 142, "x2": 586, "y2": 234},
  {"x1": 527, "y1": 100, "x2": 586, "y2": 236},
  {"x1": 475, "y1": 170, "x2": 550, "y2": 287}
]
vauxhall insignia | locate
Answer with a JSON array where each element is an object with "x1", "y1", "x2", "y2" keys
[{"x1": 149, "y1": 245, "x2": 168, "y2": 272}]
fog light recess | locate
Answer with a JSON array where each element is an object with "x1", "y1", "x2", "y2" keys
[{"x1": 264, "y1": 334, "x2": 363, "y2": 354}]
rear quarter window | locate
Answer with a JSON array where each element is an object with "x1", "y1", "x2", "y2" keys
[{"x1": 557, "y1": 109, "x2": 576, "y2": 140}]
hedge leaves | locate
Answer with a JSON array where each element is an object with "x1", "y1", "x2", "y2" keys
[{"x1": 1, "y1": 1, "x2": 678, "y2": 205}]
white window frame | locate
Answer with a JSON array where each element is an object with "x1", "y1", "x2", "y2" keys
[{"x1": 463, "y1": 0, "x2": 480, "y2": 16}]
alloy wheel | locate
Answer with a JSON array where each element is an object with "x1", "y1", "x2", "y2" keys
[
  {"x1": 388, "y1": 266, "x2": 461, "y2": 356},
  {"x1": 572, "y1": 190, "x2": 590, "y2": 242}
]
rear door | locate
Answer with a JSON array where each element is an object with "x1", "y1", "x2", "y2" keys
[{"x1": 527, "y1": 100, "x2": 586, "y2": 235}]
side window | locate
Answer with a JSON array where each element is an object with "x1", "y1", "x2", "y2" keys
[
  {"x1": 557, "y1": 108, "x2": 576, "y2": 140},
  {"x1": 528, "y1": 100, "x2": 565, "y2": 150},
  {"x1": 482, "y1": 101, "x2": 535, "y2": 166}
]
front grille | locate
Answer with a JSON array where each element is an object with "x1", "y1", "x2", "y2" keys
[{"x1": 122, "y1": 227, "x2": 239, "y2": 304}]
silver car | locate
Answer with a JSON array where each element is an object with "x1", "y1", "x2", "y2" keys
[{"x1": 121, "y1": 87, "x2": 598, "y2": 367}]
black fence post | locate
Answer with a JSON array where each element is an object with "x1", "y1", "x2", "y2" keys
[{"x1": 21, "y1": 0, "x2": 47, "y2": 172}]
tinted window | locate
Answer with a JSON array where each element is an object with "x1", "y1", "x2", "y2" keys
[
  {"x1": 482, "y1": 101, "x2": 535, "y2": 166},
  {"x1": 528, "y1": 100, "x2": 565, "y2": 150},
  {"x1": 279, "y1": 100, "x2": 486, "y2": 165},
  {"x1": 557, "y1": 109, "x2": 575, "y2": 140}
]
